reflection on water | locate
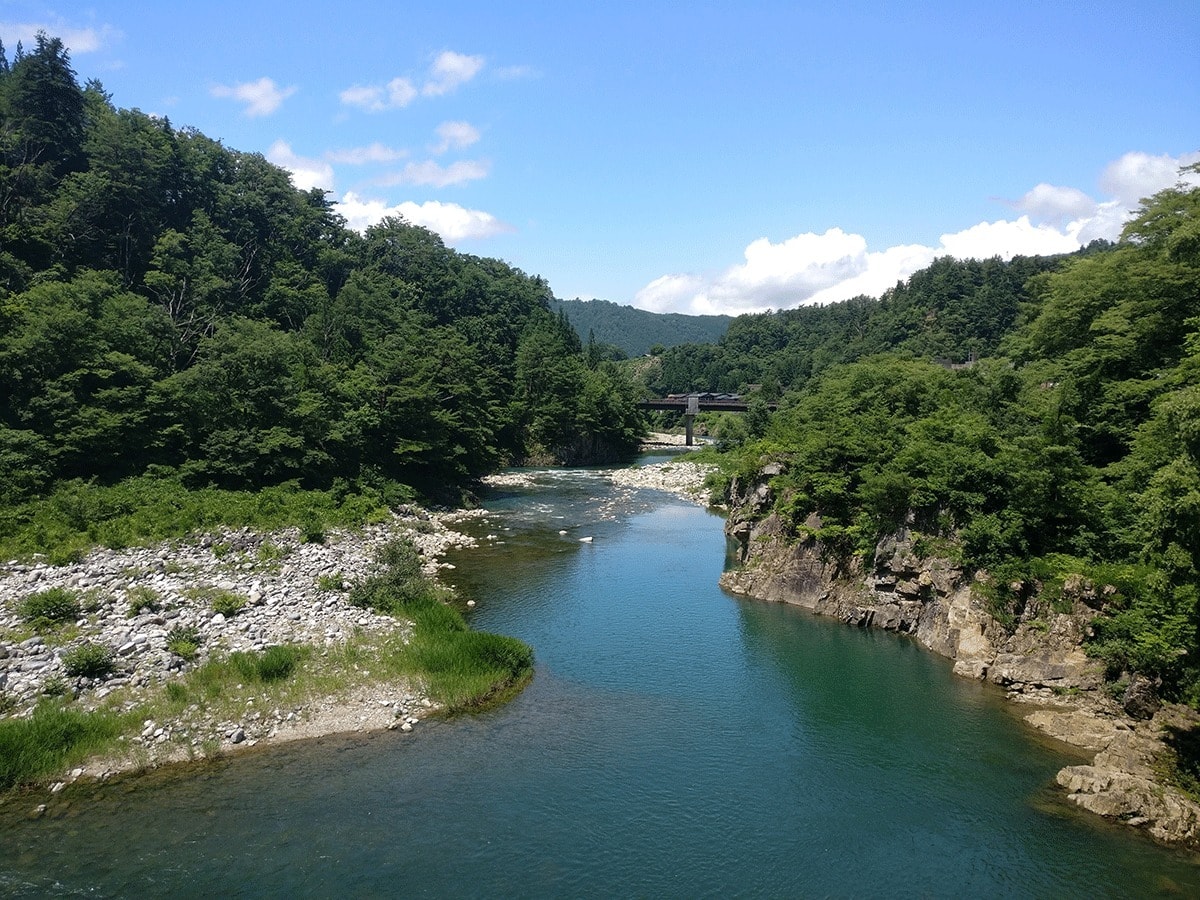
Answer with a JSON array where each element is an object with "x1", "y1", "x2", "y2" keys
[{"x1": 1, "y1": 465, "x2": 1197, "y2": 897}]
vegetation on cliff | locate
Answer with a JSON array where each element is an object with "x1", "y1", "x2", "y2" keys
[{"x1": 669, "y1": 172, "x2": 1200, "y2": 705}]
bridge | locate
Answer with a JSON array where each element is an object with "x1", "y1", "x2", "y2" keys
[{"x1": 636, "y1": 393, "x2": 774, "y2": 445}]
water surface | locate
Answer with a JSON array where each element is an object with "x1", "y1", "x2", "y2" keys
[{"x1": 1, "y1": 464, "x2": 1196, "y2": 897}]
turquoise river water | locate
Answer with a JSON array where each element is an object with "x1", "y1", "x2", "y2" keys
[{"x1": 1, "y1": 456, "x2": 1198, "y2": 897}]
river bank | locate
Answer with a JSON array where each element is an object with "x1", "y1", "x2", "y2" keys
[
  {"x1": 719, "y1": 470, "x2": 1200, "y2": 850},
  {"x1": 2, "y1": 455, "x2": 718, "y2": 797},
  {"x1": 0, "y1": 505, "x2": 488, "y2": 791}
]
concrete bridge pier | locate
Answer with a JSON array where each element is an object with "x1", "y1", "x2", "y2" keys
[{"x1": 685, "y1": 396, "x2": 699, "y2": 446}]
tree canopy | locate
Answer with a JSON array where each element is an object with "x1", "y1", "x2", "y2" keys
[{"x1": 0, "y1": 33, "x2": 645, "y2": 508}]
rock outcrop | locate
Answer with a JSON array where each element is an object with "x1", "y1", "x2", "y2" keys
[{"x1": 719, "y1": 464, "x2": 1200, "y2": 849}]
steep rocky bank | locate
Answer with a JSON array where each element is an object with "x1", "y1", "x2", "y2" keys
[
  {"x1": 0, "y1": 506, "x2": 484, "y2": 784},
  {"x1": 719, "y1": 466, "x2": 1200, "y2": 849}
]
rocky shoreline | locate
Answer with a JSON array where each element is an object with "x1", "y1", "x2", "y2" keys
[
  {"x1": 0, "y1": 505, "x2": 486, "y2": 788},
  {"x1": 610, "y1": 459, "x2": 717, "y2": 506},
  {"x1": 720, "y1": 467, "x2": 1200, "y2": 850}
]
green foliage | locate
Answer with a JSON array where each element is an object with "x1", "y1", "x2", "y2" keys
[
  {"x1": 208, "y1": 591, "x2": 246, "y2": 618},
  {"x1": 17, "y1": 587, "x2": 80, "y2": 630},
  {"x1": 643, "y1": 255, "x2": 1063, "y2": 397},
  {"x1": 61, "y1": 641, "x2": 115, "y2": 678},
  {"x1": 0, "y1": 473, "x2": 392, "y2": 563},
  {"x1": 316, "y1": 572, "x2": 345, "y2": 592},
  {"x1": 0, "y1": 39, "x2": 643, "y2": 521},
  {"x1": 230, "y1": 645, "x2": 306, "y2": 683},
  {"x1": 126, "y1": 585, "x2": 161, "y2": 617},
  {"x1": 0, "y1": 700, "x2": 127, "y2": 792},
  {"x1": 166, "y1": 625, "x2": 202, "y2": 658},
  {"x1": 548, "y1": 297, "x2": 731, "y2": 357},
  {"x1": 347, "y1": 536, "x2": 533, "y2": 710}
]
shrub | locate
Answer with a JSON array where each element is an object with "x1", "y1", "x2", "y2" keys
[
  {"x1": 166, "y1": 626, "x2": 202, "y2": 658},
  {"x1": 316, "y1": 573, "x2": 344, "y2": 592},
  {"x1": 18, "y1": 588, "x2": 81, "y2": 630},
  {"x1": 41, "y1": 676, "x2": 70, "y2": 697},
  {"x1": 210, "y1": 591, "x2": 247, "y2": 618},
  {"x1": 126, "y1": 585, "x2": 161, "y2": 617},
  {"x1": 257, "y1": 541, "x2": 288, "y2": 564},
  {"x1": 61, "y1": 642, "x2": 116, "y2": 679}
]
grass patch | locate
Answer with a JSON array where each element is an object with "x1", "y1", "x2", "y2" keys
[
  {"x1": 231, "y1": 645, "x2": 306, "y2": 683},
  {"x1": 0, "y1": 474, "x2": 399, "y2": 564},
  {"x1": 0, "y1": 701, "x2": 131, "y2": 792},
  {"x1": 210, "y1": 592, "x2": 247, "y2": 618},
  {"x1": 349, "y1": 537, "x2": 534, "y2": 711}
]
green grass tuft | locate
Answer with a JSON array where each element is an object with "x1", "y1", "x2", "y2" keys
[{"x1": 0, "y1": 701, "x2": 130, "y2": 791}]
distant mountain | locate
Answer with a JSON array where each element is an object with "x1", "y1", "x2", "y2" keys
[{"x1": 549, "y1": 298, "x2": 732, "y2": 357}]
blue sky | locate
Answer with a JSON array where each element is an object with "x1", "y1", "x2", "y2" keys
[{"x1": 2, "y1": 1, "x2": 1197, "y2": 315}]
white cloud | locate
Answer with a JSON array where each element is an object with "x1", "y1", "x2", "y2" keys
[
  {"x1": 431, "y1": 121, "x2": 481, "y2": 154},
  {"x1": 266, "y1": 140, "x2": 334, "y2": 192},
  {"x1": 211, "y1": 77, "x2": 296, "y2": 117},
  {"x1": 423, "y1": 51, "x2": 484, "y2": 96},
  {"x1": 634, "y1": 274, "x2": 709, "y2": 314},
  {"x1": 633, "y1": 149, "x2": 1200, "y2": 316},
  {"x1": 0, "y1": 20, "x2": 120, "y2": 53},
  {"x1": 495, "y1": 64, "x2": 538, "y2": 81},
  {"x1": 1014, "y1": 183, "x2": 1096, "y2": 225},
  {"x1": 938, "y1": 216, "x2": 1079, "y2": 259},
  {"x1": 335, "y1": 192, "x2": 513, "y2": 241},
  {"x1": 340, "y1": 51, "x2": 484, "y2": 113},
  {"x1": 339, "y1": 77, "x2": 417, "y2": 112},
  {"x1": 326, "y1": 142, "x2": 407, "y2": 165},
  {"x1": 635, "y1": 230, "x2": 933, "y2": 316},
  {"x1": 378, "y1": 159, "x2": 490, "y2": 188},
  {"x1": 1101, "y1": 150, "x2": 1200, "y2": 208}
]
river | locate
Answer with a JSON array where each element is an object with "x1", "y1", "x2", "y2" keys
[{"x1": 1, "y1": 458, "x2": 1197, "y2": 897}]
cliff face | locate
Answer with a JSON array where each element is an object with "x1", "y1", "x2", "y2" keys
[
  {"x1": 719, "y1": 467, "x2": 1200, "y2": 848},
  {"x1": 721, "y1": 479, "x2": 1103, "y2": 698}
]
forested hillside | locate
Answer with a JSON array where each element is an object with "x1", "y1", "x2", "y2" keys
[
  {"x1": 642, "y1": 252, "x2": 1107, "y2": 397},
  {"x1": 0, "y1": 35, "x2": 644, "y2": 526},
  {"x1": 702, "y1": 176, "x2": 1200, "y2": 703},
  {"x1": 549, "y1": 297, "x2": 731, "y2": 357}
]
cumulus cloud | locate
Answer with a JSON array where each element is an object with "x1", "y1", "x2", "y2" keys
[
  {"x1": 0, "y1": 20, "x2": 119, "y2": 53},
  {"x1": 339, "y1": 77, "x2": 417, "y2": 112},
  {"x1": 938, "y1": 216, "x2": 1079, "y2": 259},
  {"x1": 431, "y1": 121, "x2": 481, "y2": 154},
  {"x1": 211, "y1": 77, "x2": 296, "y2": 117},
  {"x1": 635, "y1": 230, "x2": 933, "y2": 316},
  {"x1": 1014, "y1": 183, "x2": 1097, "y2": 225},
  {"x1": 423, "y1": 51, "x2": 484, "y2": 96},
  {"x1": 1101, "y1": 150, "x2": 1200, "y2": 207},
  {"x1": 326, "y1": 142, "x2": 407, "y2": 165},
  {"x1": 266, "y1": 140, "x2": 334, "y2": 192},
  {"x1": 335, "y1": 192, "x2": 513, "y2": 241},
  {"x1": 340, "y1": 50, "x2": 484, "y2": 113},
  {"x1": 633, "y1": 149, "x2": 1200, "y2": 316},
  {"x1": 378, "y1": 159, "x2": 489, "y2": 188}
]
